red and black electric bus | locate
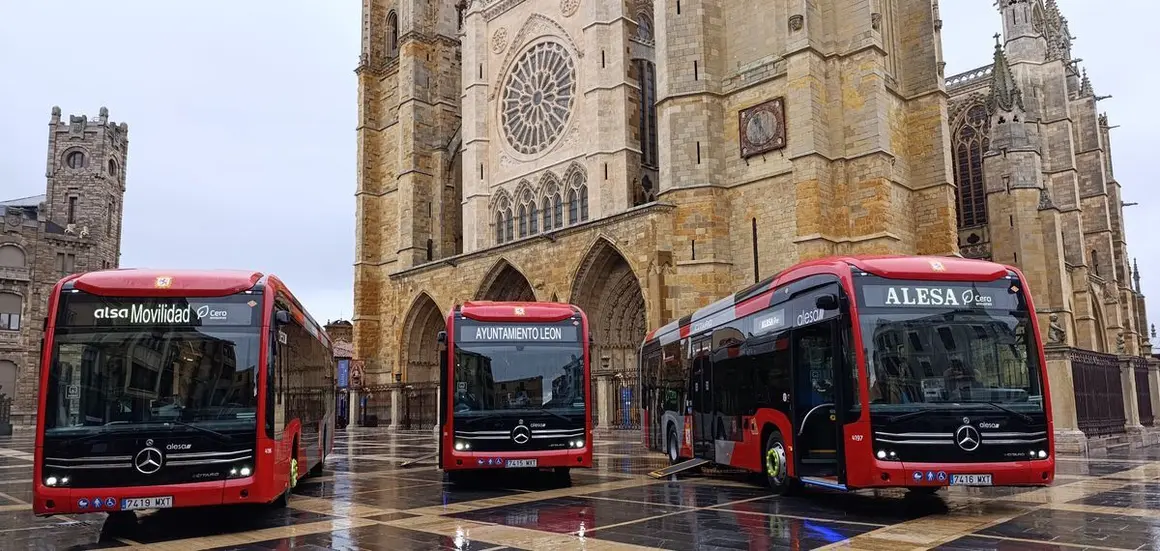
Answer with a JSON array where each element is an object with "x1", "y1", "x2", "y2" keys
[
  {"x1": 438, "y1": 301, "x2": 592, "y2": 481},
  {"x1": 33, "y1": 269, "x2": 335, "y2": 518},
  {"x1": 640, "y1": 255, "x2": 1054, "y2": 494}
]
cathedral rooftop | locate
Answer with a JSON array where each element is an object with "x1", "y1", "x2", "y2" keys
[{"x1": 0, "y1": 194, "x2": 44, "y2": 208}]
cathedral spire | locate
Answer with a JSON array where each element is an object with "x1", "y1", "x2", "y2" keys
[
  {"x1": 1080, "y1": 68, "x2": 1094, "y2": 97},
  {"x1": 1134, "y1": 258, "x2": 1142, "y2": 293},
  {"x1": 988, "y1": 34, "x2": 1025, "y2": 114}
]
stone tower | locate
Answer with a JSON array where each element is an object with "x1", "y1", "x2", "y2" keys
[
  {"x1": 354, "y1": 0, "x2": 463, "y2": 374},
  {"x1": 45, "y1": 106, "x2": 128, "y2": 271}
]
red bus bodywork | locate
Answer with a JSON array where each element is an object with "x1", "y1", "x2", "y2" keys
[
  {"x1": 33, "y1": 269, "x2": 335, "y2": 516},
  {"x1": 439, "y1": 301, "x2": 593, "y2": 473},
  {"x1": 640, "y1": 255, "x2": 1055, "y2": 491}
]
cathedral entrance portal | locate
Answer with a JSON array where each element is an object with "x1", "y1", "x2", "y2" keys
[
  {"x1": 401, "y1": 293, "x2": 443, "y2": 383},
  {"x1": 476, "y1": 259, "x2": 536, "y2": 302},
  {"x1": 570, "y1": 238, "x2": 646, "y2": 429}
]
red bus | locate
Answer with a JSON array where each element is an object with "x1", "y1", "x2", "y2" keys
[
  {"x1": 33, "y1": 269, "x2": 335, "y2": 519},
  {"x1": 640, "y1": 255, "x2": 1054, "y2": 494},
  {"x1": 438, "y1": 301, "x2": 592, "y2": 482}
]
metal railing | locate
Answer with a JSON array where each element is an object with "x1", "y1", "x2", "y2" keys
[{"x1": 1071, "y1": 349, "x2": 1126, "y2": 437}]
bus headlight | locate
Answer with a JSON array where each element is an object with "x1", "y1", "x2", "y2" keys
[
  {"x1": 454, "y1": 441, "x2": 470, "y2": 451},
  {"x1": 570, "y1": 438, "x2": 584, "y2": 448},
  {"x1": 229, "y1": 466, "x2": 253, "y2": 478},
  {"x1": 876, "y1": 449, "x2": 898, "y2": 461},
  {"x1": 1036, "y1": 449, "x2": 1048, "y2": 459},
  {"x1": 44, "y1": 475, "x2": 69, "y2": 487}
]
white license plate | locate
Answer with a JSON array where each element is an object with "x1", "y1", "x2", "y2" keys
[
  {"x1": 505, "y1": 459, "x2": 537, "y2": 468},
  {"x1": 120, "y1": 496, "x2": 174, "y2": 511},
  {"x1": 950, "y1": 474, "x2": 993, "y2": 486}
]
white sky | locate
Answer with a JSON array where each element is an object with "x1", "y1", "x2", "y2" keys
[{"x1": 1, "y1": 1, "x2": 1157, "y2": 343}]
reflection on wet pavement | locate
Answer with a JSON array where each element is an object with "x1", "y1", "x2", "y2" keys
[{"x1": 0, "y1": 428, "x2": 1158, "y2": 549}]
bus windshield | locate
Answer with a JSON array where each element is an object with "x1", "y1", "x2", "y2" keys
[
  {"x1": 43, "y1": 293, "x2": 263, "y2": 437},
  {"x1": 855, "y1": 277, "x2": 1044, "y2": 414},
  {"x1": 452, "y1": 321, "x2": 585, "y2": 416}
]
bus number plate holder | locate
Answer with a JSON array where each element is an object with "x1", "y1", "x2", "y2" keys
[
  {"x1": 505, "y1": 459, "x2": 537, "y2": 468},
  {"x1": 950, "y1": 474, "x2": 992, "y2": 486},
  {"x1": 121, "y1": 496, "x2": 174, "y2": 511}
]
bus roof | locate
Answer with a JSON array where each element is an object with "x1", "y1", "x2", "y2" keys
[
  {"x1": 63, "y1": 268, "x2": 264, "y2": 297},
  {"x1": 58, "y1": 268, "x2": 331, "y2": 347},
  {"x1": 457, "y1": 301, "x2": 581, "y2": 323},
  {"x1": 643, "y1": 255, "x2": 1015, "y2": 344}
]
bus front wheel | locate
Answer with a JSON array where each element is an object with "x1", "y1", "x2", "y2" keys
[
  {"x1": 667, "y1": 425, "x2": 680, "y2": 465},
  {"x1": 763, "y1": 431, "x2": 794, "y2": 494}
]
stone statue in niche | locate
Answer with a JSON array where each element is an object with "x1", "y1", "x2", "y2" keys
[
  {"x1": 1047, "y1": 313, "x2": 1066, "y2": 344},
  {"x1": 1116, "y1": 332, "x2": 1126, "y2": 354}
]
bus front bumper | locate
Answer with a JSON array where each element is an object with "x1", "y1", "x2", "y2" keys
[
  {"x1": 868, "y1": 457, "x2": 1055, "y2": 488},
  {"x1": 444, "y1": 448, "x2": 592, "y2": 471},
  {"x1": 33, "y1": 476, "x2": 262, "y2": 516}
]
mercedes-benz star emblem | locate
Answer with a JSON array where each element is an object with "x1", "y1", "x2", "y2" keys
[
  {"x1": 955, "y1": 425, "x2": 981, "y2": 452},
  {"x1": 511, "y1": 424, "x2": 531, "y2": 445},
  {"x1": 134, "y1": 447, "x2": 164, "y2": 474}
]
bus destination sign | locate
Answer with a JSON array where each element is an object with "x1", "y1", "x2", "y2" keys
[
  {"x1": 61, "y1": 298, "x2": 259, "y2": 327},
  {"x1": 860, "y1": 283, "x2": 1020, "y2": 310},
  {"x1": 459, "y1": 324, "x2": 579, "y2": 343}
]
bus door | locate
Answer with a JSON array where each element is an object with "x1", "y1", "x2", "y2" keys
[
  {"x1": 690, "y1": 335, "x2": 714, "y2": 460},
  {"x1": 790, "y1": 287, "x2": 845, "y2": 479}
]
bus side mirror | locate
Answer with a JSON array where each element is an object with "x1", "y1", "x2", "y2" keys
[
  {"x1": 437, "y1": 331, "x2": 446, "y2": 343},
  {"x1": 274, "y1": 309, "x2": 291, "y2": 325},
  {"x1": 815, "y1": 294, "x2": 839, "y2": 310}
]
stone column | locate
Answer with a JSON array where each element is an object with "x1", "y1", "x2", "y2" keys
[
  {"x1": 390, "y1": 385, "x2": 402, "y2": 430},
  {"x1": 597, "y1": 374, "x2": 612, "y2": 429},
  {"x1": 1045, "y1": 347, "x2": 1086, "y2": 455},
  {"x1": 1119, "y1": 357, "x2": 1145, "y2": 448}
]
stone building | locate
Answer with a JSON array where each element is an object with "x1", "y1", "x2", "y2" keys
[
  {"x1": 0, "y1": 107, "x2": 128, "y2": 426},
  {"x1": 944, "y1": 0, "x2": 1158, "y2": 453},
  {"x1": 352, "y1": 0, "x2": 957, "y2": 427}
]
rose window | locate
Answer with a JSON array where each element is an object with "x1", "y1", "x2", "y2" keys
[{"x1": 500, "y1": 41, "x2": 577, "y2": 155}]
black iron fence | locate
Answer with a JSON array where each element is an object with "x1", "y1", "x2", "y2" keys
[
  {"x1": 400, "y1": 381, "x2": 439, "y2": 430},
  {"x1": 358, "y1": 384, "x2": 394, "y2": 427},
  {"x1": 1131, "y1": 357, "x2": 1154, "y2": 427},
  {"x1": 608, "y1": 373, "x2": 641, "y2": 430},
  {"x1": 1071, "y1": 349, "x2": 1126, "y2": 437}
]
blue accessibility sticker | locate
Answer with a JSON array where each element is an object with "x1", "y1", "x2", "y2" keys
[
  {"x1": 77, "y1": 498, "x2": 88, "y2": 509},
  {"x1": 937, "y1": 471, "x2": 947, "y2": 481},
  {"x1": 926, "y1": 471, "x2": 936, "y2": 481},
  {"x1": 105, "y1": 497, "x2": 116, "y2": 508},
  {"x1": 912, "y1": 471, "x2": 923, "y2": 481},
  {"x1": 92, "y1": 498, "x2": 102, "y2": 509}
]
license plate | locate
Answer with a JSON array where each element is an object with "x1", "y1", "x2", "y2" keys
[
  {"x1": 950, "y1": 474, "x2": 992, "y2": 486},
  {"x1": 121, "y1": 496, "x2": 174, "y2": 511},
  {"x1": 505, "y1": 459, "x2": 537, "y2": 468}
]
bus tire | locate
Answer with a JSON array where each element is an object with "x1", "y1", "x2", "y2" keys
[
  {"x1": 666, "y1": 424, "x2": 680, "y2": 465},
  {"x1": 762, "y1": 430, "x2": 793, "y2": 494}
]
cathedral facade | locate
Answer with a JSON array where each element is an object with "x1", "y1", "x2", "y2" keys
[
  {"x1": 352, "y1": 0, "x2": 1158, "y2": 451},
  {"x1": 353, "y1": 0, "x2": 956, "y2": 427},
  {"x1": 0, "y1": 107, "x2": 128, "y2": 426}
]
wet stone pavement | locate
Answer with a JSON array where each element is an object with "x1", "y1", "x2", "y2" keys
[{"x1": 1, "y1": 430, "x2": 1160, "y2": 550}]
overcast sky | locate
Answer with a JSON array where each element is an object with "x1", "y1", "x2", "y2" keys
[{"x1": 2, "y1": 1, "x2": 1158, "y2": 342}]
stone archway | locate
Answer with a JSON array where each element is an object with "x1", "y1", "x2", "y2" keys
[
  {"x1": 401, "y1": 293, "x2": 444, "y2": 383},
  {"x1": 476, "y1": 259, "x2": 536, "y2": 301},
  {"x1": 570, "y1": 237, "x2": 647, "y2": 428}
]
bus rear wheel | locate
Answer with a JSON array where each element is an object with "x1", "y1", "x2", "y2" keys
[
  {"x1": 763, "y1": 431, "x2": 794, "y2": 494},
  {"x1": 667, "y1": 425, "x2": 680, "y2": 465}
]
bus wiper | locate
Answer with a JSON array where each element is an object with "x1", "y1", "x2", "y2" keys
[
  {"x1": 965, "y1": 401, "x2": 1034, "y2": 424},
  {"x1": 533, "y1": 408, "x2": 575, "y2": 424},
  {"x1": 158, "y1": 420, "x2": 235, "y2": 442},
  {"x1": 886, "y1": 408, "x2": 940, "y2": 424}
]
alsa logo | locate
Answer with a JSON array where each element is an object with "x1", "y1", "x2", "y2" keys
[{"x1": 166, "y1": 443, "x2": 192, "y2": 451}]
